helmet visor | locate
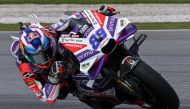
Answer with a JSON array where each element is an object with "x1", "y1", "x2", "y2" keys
[{"x1": 28, "y1": 45, "x2": 53, "y2": 64}]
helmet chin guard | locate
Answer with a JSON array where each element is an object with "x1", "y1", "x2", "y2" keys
[{"x1": 20, "y1": 27, "x2": 57, "y2": 68}]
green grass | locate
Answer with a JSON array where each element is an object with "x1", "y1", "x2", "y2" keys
[
  {"x1": 0, "y1": 23, "x2": 49, "y2": 31},
  {"x1": 136, "y1": 22, "x2": 190, "y2": 30},
  {"x1": 1, "y1": 23, "x2": 190, "y2": 31},
  {"x1": 0, "y1": 24, "x2": 18, "y2": 31},
  {"x1": 0, "y1": 0, "x2": 190, "y2": 4}
]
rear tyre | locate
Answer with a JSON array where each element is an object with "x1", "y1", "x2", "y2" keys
[{"x1": 131, "y1": 61, "x2": 179, "y2": 109}]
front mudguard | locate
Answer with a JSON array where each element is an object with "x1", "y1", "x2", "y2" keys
[{"x1": 119, "y1": 56, "x2": 141, "y2": 78}]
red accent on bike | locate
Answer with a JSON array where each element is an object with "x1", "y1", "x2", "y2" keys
[
  {"x1": 91, "y1": 10, "x2": 106, "y2": 27},
  {"x1": 62, "y1": 43, "x2": 87, "y2": 53}
]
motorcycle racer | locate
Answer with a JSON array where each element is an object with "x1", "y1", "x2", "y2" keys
[{"x1": 10, "y1": 5, "x2": 117, "y2": 104}]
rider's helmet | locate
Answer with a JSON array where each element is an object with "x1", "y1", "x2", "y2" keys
[{"x1": 19, "y1": 27, "x2": 57, "y2": 68}]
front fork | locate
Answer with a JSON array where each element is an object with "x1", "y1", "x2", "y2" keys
[
  {"x1": 115, "y1": 55, "x2": 147, "y2": 104},
  {"x1": 100, "y1": 34, "x2": 148, "y2": 104},
  {"x1": 114, "y1": 33, "x2": 147, "y2": 98}
]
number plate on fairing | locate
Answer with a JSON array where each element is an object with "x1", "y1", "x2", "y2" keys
[{"x1": 59, "y1": 10, "x2": 132, "y2": 78}]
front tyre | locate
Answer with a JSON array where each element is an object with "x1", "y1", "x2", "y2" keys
[{"x1": 131, "y1": 61, "x2": 179, "y2": 109}]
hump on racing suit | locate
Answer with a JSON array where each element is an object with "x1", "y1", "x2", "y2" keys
[{"x1": 49, "y1": 12, "x2": 86, "y2": 34}]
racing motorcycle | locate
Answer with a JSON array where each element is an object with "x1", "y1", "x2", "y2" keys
[
  {"x1": 12, "y1": 10, "x2": 179, "y2": 109},
  {"x1": 58, "y1": 10, "x2": 179, "y2": 109}
]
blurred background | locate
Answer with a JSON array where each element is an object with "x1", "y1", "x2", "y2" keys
[{"x1": 0, "y1": 0, "x2": 190, "y2": 109}]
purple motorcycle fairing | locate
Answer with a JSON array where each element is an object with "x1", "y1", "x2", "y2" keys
[
  {"x1": 76, "y1": 49, "x2": 100, "y2": 63},
  {"x1": 70, "y1": 14, "x2": 137, "y2": 97},
  {"x1": 72, "y1": 74, "x2": 113, "y2": 91},
  {"x1": 117, "y1": 23, "x2": 137, "y2": 43},
  {"x1": 72, "y1": 55, "x2": 113, "y2": 91},
  {"x1": 88, "y1": 55, "x2": 107, "y2": 79},
  {"x1": 72, "y1": 73, "x2": 114, "y2": 98},
  {"x1": 106, "y1": 17, "x2": 118, "y2": 37},
  {"x1": 86, "y1": 24, "x2": 137, "y2": 79}
]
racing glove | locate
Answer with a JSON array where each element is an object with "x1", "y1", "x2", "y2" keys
[
  {"x1": 98, "y1": 5, "x2": 117, "y2": 16},
  {"x1": 48, "y1": 61, "x2": 65, "y2": 84}
]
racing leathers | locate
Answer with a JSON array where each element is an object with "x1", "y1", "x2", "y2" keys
[
  {"x1": 10, "y1": 29, "x2": 78, "y2": 104},
  {"x1": 10, "y1": 6, "x2": 117, "y2": 104}
]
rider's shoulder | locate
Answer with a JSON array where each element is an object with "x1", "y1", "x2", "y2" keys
[
  {"x1": 10, "y1": 40, "x2": 21, "y2": 58},
  {"x1": 69, "y1": 11, "x2": 83, "y2": 19}
]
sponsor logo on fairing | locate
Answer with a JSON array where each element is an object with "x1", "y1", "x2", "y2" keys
[
  {"x1": 64, "y1": 43, "x2": 85, "y2": 48},
  {"x1": 79, "y1": 24, "x2": 90, "y2": 34},
  {"x1": 81, "y1": 11, "x2": 91, "y2": 24},
  {"x1": 61, "y1": 34, "x2": 79, "y2": 38},
  {"x1": 60, "y1": 38, "x2": 83, "y2": 43},
  {"x1": 92, "y1": 12, "x2": 103, "y2": 25},
  {"x1": 82, "y1": 62, "x2": 90, "y2": 69},
  {"x1": 83, "y1": 26, "x2": 94, "y2": 38},
  {"x1": 91, "y1": 10, "x2": 106, "y2": 27},
  {"x1": 76, "y1": 50, "x2": 100, "y2": 62},
  {"x1": 120, "y1": 20, "x2": 127, "y2": 27},
  {"x1": 71, "y1": 34, "x2": 80, "y2": 38},
  {"x1": 63, "y1": 43, "x2": 87, "y2": 53},
  {"x1": 85, "y1": 10, "x2": 98, "y2": 25},
  {"x1": 106, "y1": 17, "x2": 117, "y2": 37}
]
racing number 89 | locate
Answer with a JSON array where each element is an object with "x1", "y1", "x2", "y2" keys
[{"x1": 89, "y1": 28, "x2": 107, "y2": 50}]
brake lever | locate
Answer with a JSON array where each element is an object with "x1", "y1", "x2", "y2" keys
[
  {"x1": 18, "y1": 22, "x2": 27, "y2": 30},
  {"x1": 112, "y1": 11, "x2": 120, "y2": 16}
]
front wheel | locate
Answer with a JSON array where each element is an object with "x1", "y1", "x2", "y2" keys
[{"x1": 130, "y1": 61, "x2": 179, "y2": 109}]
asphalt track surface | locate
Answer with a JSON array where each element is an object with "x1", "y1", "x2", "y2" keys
[{"x1": 0, "y1": 30, "x2": 190, "y2": 109}]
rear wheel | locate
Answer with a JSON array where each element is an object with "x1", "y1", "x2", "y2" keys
[{"x1": 130, "y1": 61, "x2": 179, "y2": 109}]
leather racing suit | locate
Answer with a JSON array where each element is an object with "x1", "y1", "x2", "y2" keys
[{"x1": 10, "y1": 6, "x2": 117, "y2": 104}]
